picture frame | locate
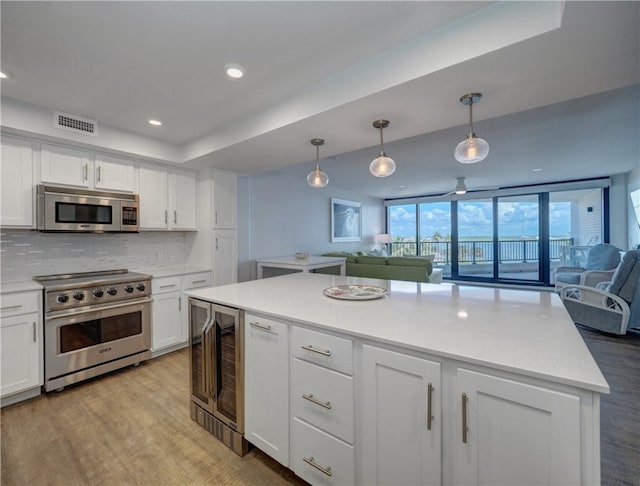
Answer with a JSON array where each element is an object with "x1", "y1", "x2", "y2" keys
[{"x1": 331, "y1": 198, "x2": 362, "y2": 242}]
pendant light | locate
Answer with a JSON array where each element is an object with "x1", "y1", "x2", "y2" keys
[
  {"x1": 370, "y1": 119, "x2": 396, "y2": 177},
  {"x1": 306, "y1": 138, "x2": 329, "y2": 188},
  {"x1": 454, "y1": 93, "x2": 489, "y2": 164}
]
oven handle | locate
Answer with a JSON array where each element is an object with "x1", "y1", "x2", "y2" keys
[
  {"x1": 202, "y1": 317, "x2": 216, "y2": 399},
  {"x1": 46, "y1": 298, "x2": 152, "y2": 321},
  {"x1": 209, "y1": 316, "x2": 217, "y2": 401}
]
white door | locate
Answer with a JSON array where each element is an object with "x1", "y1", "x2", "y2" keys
[
  {"x1": 212, "y1": 169, "x2": 237, "y2": 229},
  {"x1": 139, "y1": 164, "x2": 169, "y2": 229},
  {"x1": 94, "y1": 154, "x2": 137, "y2": 193},
  {"x1": 40, "y1": 143, "x2": 92, "y2": 188},
  {"x1": 151, "y1": 292, "x2": 183, "y2": 351},
  {"x1": 361, "y1": 345, "x2": 442, "y2": 486},
  {"x1": 244, "y1": 315, "x2": 289, "y2": 466},
  {"x1": 1, "y1": 136, "x2": 33, "y2": 227},
  {"x1": 171, "y1": 170, "x2": 197, "y2": 230},
  {"x1": 0, "y1": 313, "x2": 41, "y2": 397},
  {"x1": 213, "y1": 230, "x2": 237, "y2": 286},
  {"x1": 455, "y1": 368, "x2": 581, "y2": 485}
]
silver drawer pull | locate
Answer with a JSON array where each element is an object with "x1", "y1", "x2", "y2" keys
[
  {"x1": 1, "y1": 305, "x2": 23, "y2": 311},
  {"x1": 427, "y1": 382, "x2": 434, "y2": 431},
  {"x1": 159, "y1": 284, "x2": 177, "y2": 289},
  {"x1": 250, "y1": 321, "x2": 272, "y2": 331},
  {"x1": 303, "y1": 456, "x2": 333, "y2": 477},
  {"x1": 301, "y1": 344, "x2": 331, "y2": 357},
  {"x1": 302, "y1": 393, "x2": 332, "y2": 410},
  {"x1": 462, "y1": 392, "x2": 468, "y2": 444},
  {"x1": 191, "y1": 279, "x2": 207, "y2": 285}
]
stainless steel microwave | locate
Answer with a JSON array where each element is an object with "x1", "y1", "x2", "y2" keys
[{"x1": 37, "y1": 184, "x2": 139, "y2": 233}]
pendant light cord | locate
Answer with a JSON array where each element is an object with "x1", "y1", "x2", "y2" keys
[
  {"x1": 379, "y1": 126, "x2": 385, "y2": 156},
  {"x1": 468, "y1": 98, "x2": 474, "y2": 138}
]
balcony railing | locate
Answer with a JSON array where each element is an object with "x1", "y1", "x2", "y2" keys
[{"x1": 388, "y1": 238, "x2": 573, "y2": 265}]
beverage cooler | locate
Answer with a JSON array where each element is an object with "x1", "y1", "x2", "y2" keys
[{"x1": 188, "y1": 297, "x2": 248, "y2": 455}]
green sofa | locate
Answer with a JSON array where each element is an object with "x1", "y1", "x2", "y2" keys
[{"x1": 317, "y1": 252, "x2": 433, "y2": 283}]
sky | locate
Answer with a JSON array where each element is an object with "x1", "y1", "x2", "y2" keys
[{"x1": 389, "y1": 201, "x2": 572, "y2": 239}]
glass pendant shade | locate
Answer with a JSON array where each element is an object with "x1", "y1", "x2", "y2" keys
[
  {"x1": 369, "y1": 154, "x2": 396, "y2": 177},
  {"x1": 307, "y1": 138, "x2": 328, "y2": 188},
  {"x1": 454, "y1": 135, "x2": 490, "y2": 164}
]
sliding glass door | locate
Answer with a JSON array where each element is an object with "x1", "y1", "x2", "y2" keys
[
  {"x1": 497, "y1": 195, "x2": 540, "y2": 281},
  {"x1": 456, "y1": 199, "x2": 494, "y2": 279}
]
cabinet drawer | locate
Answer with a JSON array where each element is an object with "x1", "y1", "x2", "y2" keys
[
  {"x1": 152, "y1": 276, "x2": 182, "y2": 295},
  {"x1": 292, "y1": 327, "x2": 352, "y2": 375},
  {"x1": 292, "y1": 358, "x2": 354, "y2": 444},
  {"x1": 1, "y1": 291, "x2": 40, "y2": 319},
  {"x1": 292, "y1": 418, "x2": 354, "y2": 486},
  {"x1": 183, "y1": 272, "x2": 212, "y2": 290}
]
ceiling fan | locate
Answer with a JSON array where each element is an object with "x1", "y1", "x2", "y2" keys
[{"x1": 443, "y1": 177, "x2": 468, "y2": 196}]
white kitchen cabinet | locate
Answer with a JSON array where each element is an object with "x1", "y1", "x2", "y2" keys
[
  {"x1": 1, "y1": 135, "x2": 34, "y2": 227},
  {"x1": 454, "y1": 367, "x2": 582, "y2": 485},
  {"x1": 139, "y1": 164, "x2": 197, "y2": 231},
  {"x1": 361, "y1": 345, "x2": 442, "y2": 486},
  {"x1": 181, "y1": 271, "x2": 212, "y2": 345},
  {"x1": 151, "y1": 276, "x2": 183, "y2": 352},
  {"x1": 94, "y1": 154, "x2": 137, "y2": 193},
  {"x1": 244, "y1": 314, "x2": 289, "y2": 466},
  {"x1": 0, "y1": 290, "x2": 42, "y2": 404},
  {"x1": 212, "y1": 169, "x2": 237, "y2": 229},
  {"x1": 213, "y1": 230, "x2": 237, "y2": 286},
  {"x1": 40, "y1": 143, "x2": 93, "y2": 188}
]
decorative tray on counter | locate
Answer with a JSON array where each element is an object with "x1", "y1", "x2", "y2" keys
[{"x1": 323, "y1": 284, "x2": 389, "y2": 301}]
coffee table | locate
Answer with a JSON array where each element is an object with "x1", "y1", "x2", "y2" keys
[{"x1": 256, "y1": 255, "x2": 347, "y2": 279}]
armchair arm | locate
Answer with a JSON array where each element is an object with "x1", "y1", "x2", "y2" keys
[
  {"x1": 580, "y1": 269, "x2": 616, "y2": 288},
  {"x1": 560, "y1": 284, "x2": 630, "y2": 334}
]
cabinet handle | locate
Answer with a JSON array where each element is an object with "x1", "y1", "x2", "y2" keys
[
  {"x1": 174, "y1": 210, "x2": 177, "y2": 224},
  {"x1": 191, "y1": 279, "x2": 207, "y2": 285},
  {"x1": 32, "y1": 321, "x2": 37, "y2": 342},
  {"x1": 0, "y1": 304, "x2": 23, "y2": 311},
  {"x1": 215, "y1": 238, "x2": 219, "y2": 250},
  {"x1": 159, "y1": 284, "x2": 177, "y2": 289},
  {"x1": 462, "y1": 392, "x2": 468, "y2": 444},
  {"x1": 427, "y1": 383, "x2": 433, "y2": 430},
  {"x1": 303, "y1": 456, "x2": 333, "y2": 477},
  {"x1": 249, "y1": 321, "x2": 272, "y2": 331},
  {"x1": 83, "y1": 163, "x2": 88, "y2": 181},
  {"x1": 178, "y1": 297, "x2": 182, "y2": 312},
  {"x1": 96, "y1": 165, "x2": 102, "y2": 183},
  {"x1": 214, "y1": 211, "x2": 218, "y2": 225},
  {"x1": 301, "y1": 344, "x2": 331, "y2": 357},
  {"x1": 164, "y1": 210, "x2": 168, "y2": 224},
  {"x1": 302, "y1": 393, "x2": 332, "y2": 410}
]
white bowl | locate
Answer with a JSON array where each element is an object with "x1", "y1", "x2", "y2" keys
[{"x1": 294, "y1": 252, "x2": 310, "y2": 259}]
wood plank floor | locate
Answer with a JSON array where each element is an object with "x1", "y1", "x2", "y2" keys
[
  {"x1": 1, "y1": 349, "x2": 307, "y2": 486},
  {"x1": 2, "y1": 328, "x2": 639, "y2": 485}
]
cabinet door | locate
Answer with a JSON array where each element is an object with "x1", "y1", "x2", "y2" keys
[
  {"x1": 94, "y1": 154, "x2": 137, "y2": 193},
  {"x1": 1, "y1": 136, "x2": 33, "y2": 227},
  {"x1": 244, "y1": 315, "x2": 289, "y2": 466},
  {"x1": 171, "y1": 170, "x2": 197, "y2": 230},
  {"x1": 139, "y1": 164, "x2": 169, "y2": 229},
  {"x1": 0, "y1": 313, "x2": 41, "y2": 397},
  {"x1": 361, "y1": 345, "x2": 442, "y2": 486},
  {"x1": 455, "y1": 368, "x2": 581, "y2": 485},
  {"x1": 212, "y1": 169, "x2": 237, "y2": 229},
  {"x1": 40, "y1": 143, "x2": 92, "y2": 188},
  {"x1": 213, "y1": 230, "x2": 237, "y2": 286},
  {"x1": 151, "y1": 291, "x2": 184, "y2": 351}
]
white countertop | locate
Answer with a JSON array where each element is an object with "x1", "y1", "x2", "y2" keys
[
  {"x1": 0, "y1": 280, "x2": 43, "y2": 294},
  {"x1": 186, "y1": 273, "x2": 609, "y2": 394},
  {"x1": 133, "y1": 266, "x2": 211, "y2": 279}
]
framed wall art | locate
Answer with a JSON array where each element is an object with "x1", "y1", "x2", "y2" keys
[{"x1": 331, "y1": 198, "x2": 362, "y2": 242}]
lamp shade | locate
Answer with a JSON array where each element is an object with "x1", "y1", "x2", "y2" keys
[
  {"x1": 307, "y1": 167, "x2": 329, "y2": 188},
  {"x1": 370, "y1": 155, "x2": 396, "y2": 177},
  {"x1": 454, "y1": 135, "x2": 489, "y2": 164}
]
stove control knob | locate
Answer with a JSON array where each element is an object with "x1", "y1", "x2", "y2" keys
[
  {"x1": 107, "y1": 288, "x2": 118, "y2": 296},
  {"x1": 136, "y1": 283, "x2": 146, "y2": 292},
  {"x1": 57, "y1": 294, "x2": 69, "y2": 304},
  {"x1": 93, "y1": 289, "x2": 104, "y2": 298},
  {"x1": 124, "y1": 285, "x2": 134, "y2": 293},
  {"x1": 73, "y1": 292, "x2": 84, "y2": 301}
]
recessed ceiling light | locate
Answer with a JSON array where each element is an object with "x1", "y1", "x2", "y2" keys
[
  {"x1": 224, "y1": 63, "x2": 245, "y2": 79},
  {"x1": 148, "y1": 119, "x2": 162, "y2": 126},
  {"x1": 0, "y1": 69, "x2": 12, "y2": 79},
  {"x1": 532, "y1": 168, "x2": 542, "y2": 172}
]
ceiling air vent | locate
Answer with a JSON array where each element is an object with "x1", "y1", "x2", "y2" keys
[{"x1": 53, "y1": 111, "x2": 98, "y2": 136}]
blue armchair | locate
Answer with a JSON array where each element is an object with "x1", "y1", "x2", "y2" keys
[
  {"x1": 560, "y1": 250, "x2": 640, "y2": 334},
  {"x1": 554, "y1": 243, "x2": 621, "y2": 291}
]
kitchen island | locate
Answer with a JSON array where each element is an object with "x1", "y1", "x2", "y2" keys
[{"x1": 187, "y1": 273, "x2": 609, "y2": 486}]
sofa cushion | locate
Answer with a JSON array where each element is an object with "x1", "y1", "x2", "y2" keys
[
  {"x1": 555, "y1": 272, "x2": 581, "y2": 285},
  {"x1": 387, "y1": 257, "x2": 431, "y2": 267},
  {"x1": 356, "y1": 256, "x2": 387, "y2": 265}
]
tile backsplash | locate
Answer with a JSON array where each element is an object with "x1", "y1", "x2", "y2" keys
[{"x1": 1, "y1": 230, "x2": 192, "y2": 281}]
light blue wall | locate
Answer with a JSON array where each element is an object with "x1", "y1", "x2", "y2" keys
[{"x1": 237, "y1": 171, "x2": 384, "y2": 281}]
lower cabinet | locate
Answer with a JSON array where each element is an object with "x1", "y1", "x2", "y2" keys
[
  {"x1": 244, "y1": 314, "x2": 289, "y2": 466},
  {"x1": 361, "y1": 345, "x2": 442, "y2": 486}
]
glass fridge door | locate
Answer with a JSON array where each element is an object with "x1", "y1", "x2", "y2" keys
[{"x1": 189, "y1": 298, "x2": 212, "y2": 408}]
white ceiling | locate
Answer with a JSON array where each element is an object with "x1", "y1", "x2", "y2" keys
[{"x1": 1, "y1": 1, "x2": 639, "y2": 198}]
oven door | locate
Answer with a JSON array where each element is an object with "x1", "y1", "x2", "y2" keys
[
  {"x1": 42, "y1": 193, "x2": 121, "y2": 232},
  {"x1": 45, "y1": 299, "x2": 151, "y2": 382}
]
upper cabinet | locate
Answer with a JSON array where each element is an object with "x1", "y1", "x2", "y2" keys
[
  {"x1": 212, "y1": 169, "x2": 237, "y2": 229},
  {"x1": 40, "y1": 143, "x2": 137, "y2": 193},
  {"x1": 139, "y1": 164, "x2": 197, "y2": 231},
  {"x1": 0, "y1": 136, "x2": 34, "y2": 227}
]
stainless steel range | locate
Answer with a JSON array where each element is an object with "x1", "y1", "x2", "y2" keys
[{"x1": 34, "y1": 269, "x2": 152, "y2": 391}]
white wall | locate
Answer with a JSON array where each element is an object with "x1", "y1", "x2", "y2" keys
[{"x1": 237, "y1": 171, "x2": 384, "y2": 282}]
